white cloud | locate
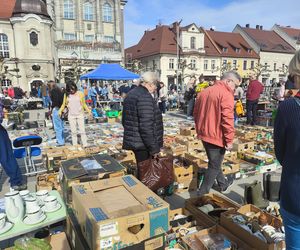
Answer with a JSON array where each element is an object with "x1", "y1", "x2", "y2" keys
[{"x1": 124, "y1": 0, "x2": 300, "y2": 48}]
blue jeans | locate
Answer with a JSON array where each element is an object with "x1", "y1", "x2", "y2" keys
[
  {"x1": 0, "y1": 124, "x2": 23, "y2": 186},
  {"x1": 91, "y1": 96, "x2": 97, "y2": 108},
  {"x1": 281, "y1": 206, "x2": 300, "y2": 249},
  {"x1": 43, "y1": 96, "x2": 50, "y2": 108},
  {"x1": 52, "y1": 108, "x2": 65, "y2": 145}
]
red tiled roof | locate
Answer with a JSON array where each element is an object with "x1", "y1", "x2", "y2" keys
[
  {"x1": 281, "y1": 26, "x2": 300, "y2": 42},
  {"x1": 206, "y1": 30, "x2": 259, "y2": 59},
  {"x1": 203, "y1": 31, "x2": 220, "y2": 56},
  {"x1": 125, "y1": 25, "x2": 177, "y2": 59},
  {"x1": 0, "y1": 0, "x2": 16, "y2": 19},
  {"x1": 242, "y1": 27, "x2": 295, "y2": 53}
]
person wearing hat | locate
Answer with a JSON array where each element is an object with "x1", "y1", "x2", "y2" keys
[{"x1": 274, "y1": 50, "x2": 300, "y2": 249}]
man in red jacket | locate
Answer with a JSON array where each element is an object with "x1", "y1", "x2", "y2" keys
[
  {"x1": 194, "y1": 71, "x2": 241, "y2": 196},
  {"x1": 246, "y1": 74, "x2": 264, "y2": 125}
]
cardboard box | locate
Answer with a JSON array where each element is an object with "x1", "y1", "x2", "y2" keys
[
  {"x1": 179, "y1": 126, "x2": 196, "y2": 137},
  {"x1": 185, "y1": 193, "x2": 240, "y2": 227},
  {"x1": 238, "y1": 151, "x2": 275, "y2": 167},
  {"x1": 50, "y1": 232, "x2": 71, "y2": 250},
  {"x1": 64, "y1": 146, "x2": 87, "y2": 160},
  {"x1": 107, "y1": 117, "x2": 121, "y2": 123},
  {"x1": 182, "y1": 225, "x2": 253, "y2": 250},
  {"x1": 220, "y1": 205, "x2": 285, "y2": 250},
  {"x1": 72, "y1": 175, "x2": 170, "y2": 250},
  {"x1": 67, "y1": 209, "x2": 166, "y2": 250},
  {"x1": 184, "y1": 153, "x2": 207, "y2": 169},
  {"x1": 36, "y1": 172, "x2": 60, "y2": 191},
  {"x1": 232, "y1": 139, "x2": 255, "y2": 153},
  {"x1": 67, "y1": 209, "x2": 91, "y2": 250},
  {"x1": 224, "y1": 151, "x2": 238, "y2": 161},
  {"x1": 61, "y1": 154, "x2": 125, "y2": 205},
  {"x1": 164, "y1": 143, "x2": 187, "y2": 156},
  {"x1": 175, "y1": 177, "x2": 198, "y2": 193},
  {"x1": 173, "y1": 157, "x2": 197, "y2": 181},
  {"x1": 175, "y1": 136, "x2": 204, "y2": 152},
  {"x1": 222, "y1": 160, "x2": 240, "y2": 175},
  {"x1": 44, "y1": 147, "x2": 67, "y2": 170}
]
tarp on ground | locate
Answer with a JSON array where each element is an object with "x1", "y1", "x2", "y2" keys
[{"x1": 80, "y1": 63, "x2": 140, "y2": 80}]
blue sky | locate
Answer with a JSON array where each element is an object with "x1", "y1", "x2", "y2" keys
[{"x1": 124, "y1": 0, "x2": 300, "y2": 48}]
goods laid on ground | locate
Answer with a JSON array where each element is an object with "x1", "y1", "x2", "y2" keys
[{"x1": 1, "y1": 113, "x2": 286, "y2": 249}]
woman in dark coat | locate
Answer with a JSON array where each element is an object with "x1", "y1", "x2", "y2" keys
[{"x1": 122, "y1": 72, "x2": 163, "y2": 178}]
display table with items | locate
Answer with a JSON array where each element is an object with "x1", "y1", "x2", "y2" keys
[{"x1": 0, "y1": 190, "x2": 66, "y2": 242}]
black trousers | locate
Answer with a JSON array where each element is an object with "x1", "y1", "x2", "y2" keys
[
  {"x1": 133, "y1": 150, "x2": 150, "y2": 179},
  {"x1": 246, "y1": 99, "x2": 259, "y2": 125},
  {"x1": 198, "y1": 141, "x2": 227, "y2": 196}
]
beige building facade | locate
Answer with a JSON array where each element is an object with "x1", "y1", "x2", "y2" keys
[
  {"x1": 0, "y1": 0, "x2": 55, "y2": 91},
  {"x1": 47, "y1": 0, "x2": 127, "y2": 83}
]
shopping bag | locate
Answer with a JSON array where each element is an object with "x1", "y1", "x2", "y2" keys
[{"x1": 138, "y1": 155, "x2": 174, "y2": 191}]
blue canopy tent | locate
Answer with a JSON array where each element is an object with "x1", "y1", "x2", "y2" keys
[{"x1": 80, "y1": 63, "x2": 140, "y2": 80}]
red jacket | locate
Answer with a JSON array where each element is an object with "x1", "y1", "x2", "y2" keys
[
  {"x1": 193, "y1": 81, "x2": 235, "y2": 148},
  {"x1": 246, "y1": 80, "x2": 264, "y2": 101}
]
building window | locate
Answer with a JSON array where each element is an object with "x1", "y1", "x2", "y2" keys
[
  {"x1": 1, "y1": 79, "x2": 11, "y2": 87},
  {"x1": 251, "y1": 61, "x2": 255, "y2": 69},
  {"x1": 190, "y1": 59, "x2": 196, "y2": 69},
  {"x1": 274, "y1": 63, "x2": 277, "y2": 71},
  {"x1": 204, "y1": 60, "x2": 208, "y2": 70},
  {"x1": 247, "y1": 48, "x2": 252, "y2": 53},
  {"x1": 103, "y1": 3, "x2": 113, "y2": 22},
  {"x1": 83, "y1": 2, "x2": 94, "y2": 21},
  {"x1": 235, "y1": 48, "x2": 241, "y2": 53},
  {"x1": 190, "y1": 37, "x2": 196, "y2": 49},
  {"x1": 152, "y1": 60, "x2": 156, "y2": 70},
  {"x1": 233, "y1": 60, "x2": 237, "y2": 68},
  {"x1": 104, "y1": 36, "x2": 114, "y2": 43},
  {"x1": 211, "y1": 60, "x2": 215, "y2": 69},
  {"x1": 64, "y1": 33, "x2": 76, "y2": 40},
  {"x1": 223, "y1": 47, "x2": 228, "y2": 52},
  {"x1": 223, "y1": 59, "x2": 227, "y2": 65},
  {"x1": 169, "y1": 59, "x2": 174, "y2": 69},
  {"x1": 29, "y1": 31, "x2": 38, "y2": 46},
  {"x1": 0, "y1": 33, "x2": 9, "y2": 58},
  {"x1": 282, "y1": 63, "x2": 285, "y2": 70},
  {"x1": 64, "y1": 0, "x2": 74, "y2": 19},
  {"x1": 243, "y1": 60, "x2": 247, "y2": 70},
  {"x1": 85, "y1": 35, "x2": 94, "y2": 42}
]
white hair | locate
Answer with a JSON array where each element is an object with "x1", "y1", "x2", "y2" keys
[
  {"x1": 141, "y1": 71, "x2": 159, "y2": 85},
  {"x1": 221, "y1": 71, "x2": 242, "y2": 82}
]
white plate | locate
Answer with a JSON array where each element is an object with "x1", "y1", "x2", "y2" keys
[
  {"x1": 0, "y1": 222, "x2": 13, "y2": 235},
  {"x1": 23, "y1": 213, "x2": 46, "y2": 225},
  {"x1": 42, "y1": 203, "x2": 62, "y2": 213}
]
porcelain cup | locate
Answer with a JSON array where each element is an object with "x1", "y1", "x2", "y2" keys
[
  {"x1": 20, "y1": 190, "x2": 30, "y2": 200},
  {"x1": 44, "y1": 196, "x2": 58, "y2": 211},
  {"x1": 36, "y1": 190, "x2": 49, "y2": 205},
  {"x1": 25, "y1": 197, "x2": 39, "y2": 211},
  {"x1": 27, "y1": 205, "x2": 43, "y2": 222},
  {"x1": 0, "y1": 213, "x2": 6, "y2": 229}
]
